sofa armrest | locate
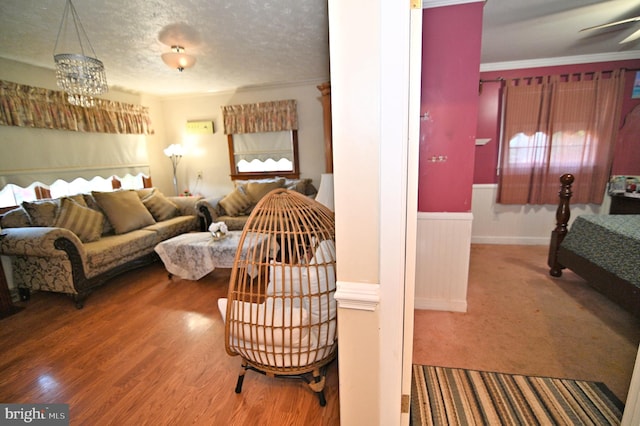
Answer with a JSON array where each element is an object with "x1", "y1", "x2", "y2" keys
[
  {"x1": 196, "y1": 196, "x2": 225, "y2": 229},
  {"x1": 0, "y1": 227, "x2": 85, "y2": 259},
  {"x1": 167, "y1": 195, "x2": 203, "y2": 217}
]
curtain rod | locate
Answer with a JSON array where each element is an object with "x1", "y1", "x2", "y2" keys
[{"x1": 481, "y1": 67, "x2": 640, "y2": 84}]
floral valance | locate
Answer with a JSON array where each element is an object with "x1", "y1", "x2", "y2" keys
[
  {"x1": 222, "y1": 99, "x2": 298, "y2": 134},
  {"x1": 0, "y1": 80, "x2": 154, "y2": 135}
]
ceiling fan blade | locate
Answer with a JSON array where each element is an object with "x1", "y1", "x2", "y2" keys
[
  {"x1": 580, "y1": 16, "x2": 640, "y2": 32},
  {"x1": 620, "y1": 28, "x2": 640, "y2": 44}
]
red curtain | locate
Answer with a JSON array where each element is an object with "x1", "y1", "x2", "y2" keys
[{"x1": 497, "y1": 70, "x2": 625, "y2": 204}]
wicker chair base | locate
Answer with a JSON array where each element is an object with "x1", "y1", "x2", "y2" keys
[{"x1": 234, "y1": 358, "x2": 333, "y2": 406}]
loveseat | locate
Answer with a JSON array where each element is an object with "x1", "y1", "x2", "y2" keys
[
  {"x1": 0, "y1": 188, "x2": 202, "y2": 308},
  {"x1": 197, "y1": 177, "x2": 316, "y2": 230}
]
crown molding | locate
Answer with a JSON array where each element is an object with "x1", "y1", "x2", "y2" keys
[
  {"x1": 422, "y1": 0, "x2": 484, "y2": 9},
  {"x1": 480, "y1": 51, "x2": 640, "y2": 72}
]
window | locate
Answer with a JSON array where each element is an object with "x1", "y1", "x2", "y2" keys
[
  {"x1": 507, "y1": 130, "x2": 594, "y2": 169},
  {"x1": 222, "y1": 99, "x2": 299, "y2": 180},
  {"x1": 0, "y1": 174, "x2": 149, "y2": 209},
  {"x1": 227, "y1": 130, "x2": 300, "y2": 180}
]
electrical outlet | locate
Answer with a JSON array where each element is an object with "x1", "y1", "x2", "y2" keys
[{"x1": 196, "y1": 171, "x2": 203, "y2": 179}]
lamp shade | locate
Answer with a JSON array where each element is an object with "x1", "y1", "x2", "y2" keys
[
  {"x1": 161, "y1": 46, "x2": 196, "y2": 71},
  {"x1": 315, "y1": 173, "x2": 334, "y2": 211},
  {"x1": 164, "y1": 144, "x2": 184, "y2": 157}
]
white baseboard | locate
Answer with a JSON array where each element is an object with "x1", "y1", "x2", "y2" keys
[
  {"x1": 471, "y1": 236, "x2": 549, "y2": 245},
  {"x1": 414, "y1": 297, "x2": 467, "y2": 312}
]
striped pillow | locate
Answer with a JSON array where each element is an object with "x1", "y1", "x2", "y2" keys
[
  {"x1": 142, "y1": 190, "x2": 179, "y2": 221},
  {"x1": 219, "y1": 187, "x2": 252, "y2": 216},
  {"x1": 54, "y1": 197, "x2": 104, "y2": 243}
]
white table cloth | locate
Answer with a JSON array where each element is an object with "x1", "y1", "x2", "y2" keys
[{"x1": 155, "y1": 231, "x2": 274, "y2": 280}]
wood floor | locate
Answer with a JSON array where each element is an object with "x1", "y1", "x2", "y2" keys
[
  {"x1": 0, "y1": 264, "x2": 340, "y2": 426},
  {"x1": 3, "y1": 244, "x2": 639, "y2": 424}
]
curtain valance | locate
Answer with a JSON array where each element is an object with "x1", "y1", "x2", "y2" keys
[
  {"x1": 222, "y1": 99, "x2": 298, "y2": 134},
  {"x1": 0, "y1": 80, "x2": 154, "y2": 135}
]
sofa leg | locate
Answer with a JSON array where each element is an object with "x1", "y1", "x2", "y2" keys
[
  {"x1": 18, "y1": 288, "x2": 30, "y2": 301},
  {"x1": 73, "y1": 293, "x2": 88, "y2": 309}
]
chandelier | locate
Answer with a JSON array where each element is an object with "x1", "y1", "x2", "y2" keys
[{"x1": 53, "y1": 0, "x2": 108, "y2": 107}]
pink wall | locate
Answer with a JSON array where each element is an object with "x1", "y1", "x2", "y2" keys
[
  {"x1": 475, "y1": 60, "x2": 640, "y2": 184},
  {"x1": 419, "y1": 3, "x2": 483, "y2": 212}
]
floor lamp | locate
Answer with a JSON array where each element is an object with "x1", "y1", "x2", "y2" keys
[{"x1": 164, "y1": 144, "x2": 183, "y2": 196}]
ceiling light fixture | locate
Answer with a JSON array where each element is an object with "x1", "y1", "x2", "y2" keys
[
  {"x1": 53, "y1": 0, "x2": 108, "y2": 108},
  {"x1": 161, "y1": 46, "x2": 196, "y2": 72}
]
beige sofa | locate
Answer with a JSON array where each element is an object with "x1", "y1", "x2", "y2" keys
[
  {"x1": 0, "y1": 188, "x2": 202, "y2": 308},
  {"x1": 197, "y1": 177, "x2": 316, "y2": 230}
]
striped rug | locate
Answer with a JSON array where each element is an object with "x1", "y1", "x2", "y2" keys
[{"x1": 411, "y1": 365, "x2": 624, "y2": 425}]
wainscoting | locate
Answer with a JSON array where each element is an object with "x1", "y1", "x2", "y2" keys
[
  {"x1": 414, "y1": 184, "x2": 608, "y2": 312},
  {"x1": 415, "y1": 212, "x2": 472, "y2": 312},
  {"x1": 471, "y1": 183, "x2": 607, "y2": 245}
]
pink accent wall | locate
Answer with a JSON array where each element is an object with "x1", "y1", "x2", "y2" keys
[
  {"x1": 474, "y1": 60, "x2": 640, "y2": 183},
  {"x1": 418, "y1": 3, "x2": 483, "y2": 212}
]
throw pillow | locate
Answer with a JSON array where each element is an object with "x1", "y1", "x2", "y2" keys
[
  {"x1": 284, "y1": 178, "x2": 315, "y2": 195},
  {"x1": 21, "y1": 199, "x2": 59, "y2": 227},
  {"x1": 142, "y1": 190, "x2": 179, "y2": 221},
  {"x1": 219, "y1": 188, "x2": 252, "y2": 217},
  {"x1": 0, "y1": 207, "x2": 31, "y2": 228},
  {"x1": 244, "y1": 179, "x2": 285, "y2": 204},
  {"x1": 136, "y1": 188, "x2": 155, "y2": 200},
  {"x1": 54, "y1": 197, "x2": 104, "y2": 243},
  {"x1": 68, "y1": 194, "x2": 88, "y2": 207},
  {"x1": 83, "y1": 193, "x2": 114, "y2": 235},
  {"x1": 92, "y1": 190, "x2": 156, "y2": 234}
]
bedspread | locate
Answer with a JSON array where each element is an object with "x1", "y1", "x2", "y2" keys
[{"x1": 560, "y1": 215, "x2": 640, "y2": 287}]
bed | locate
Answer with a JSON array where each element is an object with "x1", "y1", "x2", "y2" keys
[{"x1": 548, "y1": 173, "x2": 640, "y2": 317}]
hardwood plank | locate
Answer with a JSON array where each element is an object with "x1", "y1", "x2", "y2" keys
[{"x1": 0, "y1": 263, "x2": 340, "y2": 425}]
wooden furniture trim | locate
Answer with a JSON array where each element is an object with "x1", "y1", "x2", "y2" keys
[
  {"x1": 53, "y1": 237, "x2": 159, "y2": 309},
  {"x1": 0, "y1": 234, "x2": 24, "y2": 318},
  {"x1": 317, "y1": 82, "x2": 333, "y2": 173},
  {"x1": 547, "y1": 173, "x2": 574, "y2": 277}
]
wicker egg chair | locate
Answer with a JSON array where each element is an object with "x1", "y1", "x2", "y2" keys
[{"x1": 218, "y1": 188, "x2": 337, "y2": 406}]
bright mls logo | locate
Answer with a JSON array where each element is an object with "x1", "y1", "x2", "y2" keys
[{"x1": 1, "y1": 404, "x2": 68, "y2": 425}]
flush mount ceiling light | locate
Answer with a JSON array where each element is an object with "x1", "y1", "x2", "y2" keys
[
  {"x1": 53, "y1": 0, "x2": 108, "y2": 107},
  {"x1": 161, "y1": 46, "x2": 196, "y2": 72}
]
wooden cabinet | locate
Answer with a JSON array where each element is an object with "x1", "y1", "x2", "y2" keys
[{"x1": 610, "y1": 194, "x2": 640, "y2": 214}]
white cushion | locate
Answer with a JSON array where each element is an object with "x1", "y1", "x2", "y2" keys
[
  {"x1": 309, "y1": 239, "x2": 336, "y2": 265},
  {"x1": 218, "y1": 297, "x2": 309, "y2": 347},
  {"x1": 267, "y1": 262, "x2": 304, "y2": 296}
]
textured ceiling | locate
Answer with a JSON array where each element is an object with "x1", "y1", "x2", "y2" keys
[
  {"x1": 481, "y1": 0, "x2": 640, "y2": 67},
  {"x1": 0, "y1": 0, "x2": 330, "y2": 96},
  {"x1": 0, "y1": 0, "x2": 639, "y2": 97}
]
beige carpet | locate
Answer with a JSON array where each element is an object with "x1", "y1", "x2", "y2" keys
[{"x1": 413, "y1": 244, "x2": 640, "y2": 403}]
